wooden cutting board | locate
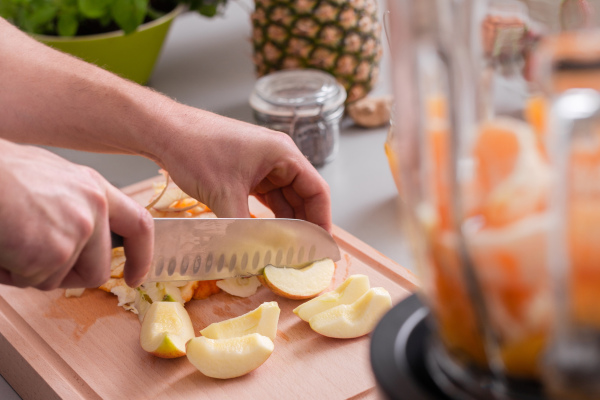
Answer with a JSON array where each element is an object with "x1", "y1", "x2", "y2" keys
[{"x1": 0, "y1": 176, "x2": 419, "y2": 400}]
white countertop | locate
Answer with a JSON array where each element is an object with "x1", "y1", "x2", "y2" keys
[{"x1": 1, "y1": 2, "x2": 415, "y2": 397}]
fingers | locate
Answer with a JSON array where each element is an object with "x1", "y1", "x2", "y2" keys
[
  {"x1": 105, "y1": 185, "x2": 154, "y2": 288},
  {"x1": 58, "y1": 218, "x2": 111, "y2": 289},
  {"x1": 253, "y1": 160, "x2": 332, "y2": 233},
  {"x1": 261, "y1": 189, "x2": 295, "y2": 219}
]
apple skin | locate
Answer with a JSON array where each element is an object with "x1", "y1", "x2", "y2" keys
[
  {"x1": 200, "y1": 301, "x2": 280, "y2": 341},
  {"x1": 293, "y1": 274, "x2": 370, "y2": 322},
  {"x1": 147, "y1": 335, "x2": 187, "y2": 359},
  {"x1": 261, "y1": 258, "x2": 336, "y2": 300},
  {"x1": 308, "y1": 287, "x2": 392, "y2": 339},
  {"x1": 186, "y1": 333, "x2": 274, "y2": 379},
  {"x1": 139, "y1": 301, "x2": 195, "y2": 358}
]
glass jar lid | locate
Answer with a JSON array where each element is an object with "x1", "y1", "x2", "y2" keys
[{"x1": 249, "y1": 69, "x2": 347, "y2": 118}]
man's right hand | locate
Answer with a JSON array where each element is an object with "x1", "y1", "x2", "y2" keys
[{"x1": 0, "y1": 139, "x2": 154, "y2": 290}]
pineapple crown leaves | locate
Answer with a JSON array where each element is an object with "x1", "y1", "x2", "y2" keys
[{"x1": 0, "y1": 0, "x2": 228, "y2": 37}]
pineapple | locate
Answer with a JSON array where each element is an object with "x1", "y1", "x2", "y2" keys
[{"x1": 251, "y1": 0, "x2": 383, "y2": 103}]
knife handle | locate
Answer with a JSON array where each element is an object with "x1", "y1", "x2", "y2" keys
[{"x1": 111, "y1": 231, "x2": 124, "y2": 249}]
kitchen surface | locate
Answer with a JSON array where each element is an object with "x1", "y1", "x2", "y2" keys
[
  {"x1": 0, "y1": 1, "x2": 415, "y2": 398},
  {"x1": 8, "y1": 0, "x2": 600, "y2": 398}
]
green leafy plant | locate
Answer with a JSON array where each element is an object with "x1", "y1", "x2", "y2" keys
[{"x1": 0, "y1": 0, "x2": 228, "y2": 36}]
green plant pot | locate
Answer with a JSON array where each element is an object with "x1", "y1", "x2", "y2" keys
[{"x1": 34, "y1": 5, "x2": 185, "y2": 85}]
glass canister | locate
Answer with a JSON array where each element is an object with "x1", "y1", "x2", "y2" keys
[{"x1": 249, "y1": 69, "x2": 346, "y2": 167}]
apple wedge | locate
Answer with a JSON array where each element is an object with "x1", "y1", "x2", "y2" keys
[
  {"x1": 293, "y1": 274, "x2": 370, "y2": 322},
  {"x1": 186, "y1": 333, "x2": 274, "y2": 379},
  {"x1": 308, "y1": 287, "x2": 392, "y2": 339},
  {"x1": 200, "y1": 301, "x2": 280, "y2": 341},
  {"x1": 140, "y1": 301, "x2": 195, "y2": 358},
  {"x1": 261, "y1": 258, "x2": 335, "y2": 299}
]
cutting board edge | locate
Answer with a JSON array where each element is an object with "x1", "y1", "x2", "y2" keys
[
  {"x1": 0, "y1": 295, "x2": 101, "y2": 400},
  {"x1": 331, "y1": 225, "x2": 419, "y2": 293}
]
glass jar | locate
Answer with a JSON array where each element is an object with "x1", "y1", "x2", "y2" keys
[{"x1": 249, "y1": 69, "x2": 346, "y2": 167}]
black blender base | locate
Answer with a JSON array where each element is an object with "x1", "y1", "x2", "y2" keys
[{"x1": 370, "y1": 294, "x2": 548, "y2": 400}]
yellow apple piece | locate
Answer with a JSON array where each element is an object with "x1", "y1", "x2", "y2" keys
[
  {"x1": 261, "y1": 258, "x2": 335, "y2": 299},
  {"x1": 309, "y1": 287, "x2": 392, "y2": 339},
  {"x1": 140, "y1": 301, "x2": 195, "y2": 358},
  {"x1": 293, "y1": 274, "x2": 370, "y2": 322},
  {"x1": 186, "y1": 333, "x2": 274, "y2": 379},
  {"x1": 200, "y1": 301, "x2": 280, "y2": 341},
  {"x1": 216, "y1": 276, "x2": 262, "y2": 297}
]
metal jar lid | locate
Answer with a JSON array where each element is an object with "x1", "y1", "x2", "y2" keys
[{"x1": 249, "y1": 69, "x2": 347, "y2": 118}]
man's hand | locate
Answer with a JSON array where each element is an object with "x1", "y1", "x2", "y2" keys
[
  {"x1": 0, "y1": 139, "x2": 153, "y2": 290},
  {"x1": 155, "y1": 110, "x2": 333, "y2": 233}
]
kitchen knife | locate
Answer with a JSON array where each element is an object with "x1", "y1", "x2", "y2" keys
[{"x1": 111, "y1": 218, "x2": 340, "y2": 282}]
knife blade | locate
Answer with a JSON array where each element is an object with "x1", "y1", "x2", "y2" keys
[{"x1": 111, "y1": 218, "x2": 340, "y2": 282}]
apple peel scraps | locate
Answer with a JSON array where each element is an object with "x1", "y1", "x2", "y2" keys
[{"x1": 216, "y1": 276, "x2": 262, "y2": 298}]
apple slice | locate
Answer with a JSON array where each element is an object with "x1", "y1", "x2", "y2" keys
[
  {"x1": 216, "y1": 276, "x2": 262, "y2": 297},
  {"x1": 186, "y1": 333, "x2": 274, "y2": 379},
  {"x1": 293, "y1": 274, "x2": 370, "y2": 322},
  {"x1": 200, "y1": 301, "x2": 280, "y2": 341},
  {"x1": 140, "y1": 301, "x2": 195, "y2": 358},
  {"x1": 261, "y1": 258, "x2": 335, "y2": 300},
  {"x1": 308, "y1": 287, "x2": 392, "y2": 339}
]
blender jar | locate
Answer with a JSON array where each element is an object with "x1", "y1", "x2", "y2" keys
[
  {"x1": 387, "y1": 0, "x2": 492, "y2": 397},
  {"x1": 387, "y1": 0, "x2": 600, "y2": 398},
  {"x1": 386, "y1": 0, "x2": 576, "y2": 398}
]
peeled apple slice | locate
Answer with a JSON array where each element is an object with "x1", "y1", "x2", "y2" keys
[
  {"x1": 216, "y1": 276, "x2": 262, "y2": 297},
  {"x1": 140, "y1": 301, "x2": 195, "y2": 358},
  {"x1": 262, "y1": 258, "x2": 335, "y2": 300},
  {"x1": 186, "y1": 333, "x2": 274, "y2": 379},
  {"x1": 309, "y1": 287, "x2": 392, "y2": 339},
  {"x1": 200, "y1": 301, "x2": 280, "y2": 341},
  {"x1": 293, "y1": 274, "x2": 370, "y2": 322}
]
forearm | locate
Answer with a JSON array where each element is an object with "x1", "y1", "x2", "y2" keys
[{"x1": 0, "y1": 17, "x2": 178, "y2": 162}]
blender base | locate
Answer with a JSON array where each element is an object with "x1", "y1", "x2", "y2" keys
[{"x1": 370, "y1": 294, "x2": 549, "y2": 400}]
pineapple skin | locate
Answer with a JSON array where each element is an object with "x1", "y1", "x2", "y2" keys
[{"x1": 251, "y1": 0, "x2": 383, "y2": 103}]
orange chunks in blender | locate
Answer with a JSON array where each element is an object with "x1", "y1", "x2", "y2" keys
[
  {"x1": 473, "y1": 121, "x2": 521, "y2": 194},
  {"x1": 429, "y1": 235, "x2": 488, "y2": 368},
  {"x1": 464, "y1": 117, "x2": 553, "y2": 379},
  {"x1": 500, "y1": 332, "x2": 547, "y2": 378},
  {"x1": 524, "y1": 95, "x2": 549, "y2": 157},
  {"x1": 467, "y1": 214, "x2": 552, "y2": 380},
  {"x1": 470, "y1": 118, "x2": 550, "y2": 228},
  {"x1": 429, "y1": 126, "x2": 453, "y2": 230}
]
